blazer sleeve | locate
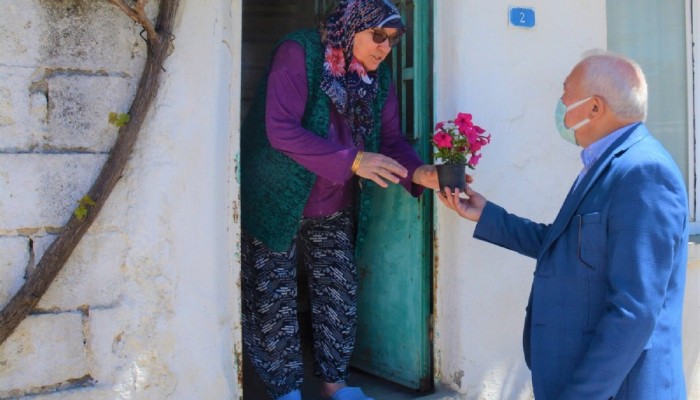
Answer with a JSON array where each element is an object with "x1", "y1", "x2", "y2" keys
[
  {"x1": 559, "y1": 159, "x2": 688, "y2": 399},
  {"x1": 473, "y1": 201, "x2": 551, "y2": 259}
]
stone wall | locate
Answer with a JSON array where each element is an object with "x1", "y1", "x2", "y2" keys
[
  {"x1": 0, "y1": 1, "x2": 152, "y2": 398},
  {"x1": 0, "y1": 1, "x2": 242, "y2": 399}
]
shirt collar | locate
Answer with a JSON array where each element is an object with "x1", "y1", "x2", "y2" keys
[{"x1": 579, "y1": 123, "x2": 635, "y2": 173}]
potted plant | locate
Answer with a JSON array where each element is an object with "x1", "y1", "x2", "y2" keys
[{"x1": 432, "y1": 112, "x2": 491, "y2": 192}]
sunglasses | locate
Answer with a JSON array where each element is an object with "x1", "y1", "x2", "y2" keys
[{"x1": 371, "y1": 28, "x2": 401, "y2": 47}]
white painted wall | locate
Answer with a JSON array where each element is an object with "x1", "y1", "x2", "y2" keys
[
  {"x1": 688, "y1": 4, "x2": 700, "y2": 396},
  {"x1": 434, "y1": 1, "x2": 599, "y2": 398},
  {"x1": 141, "y1": 0, "x2": 242, "y2": 398},
  {"x1": 685, "y1": 245, "x2": 700, "y2": 399},
  {"x1": 433, "y1": 1, "x2": 700, "y2": 399}
]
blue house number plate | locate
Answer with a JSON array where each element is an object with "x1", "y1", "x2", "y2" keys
[{"x1": 509, "y1": 7, "x2": 536, "y2": 28}]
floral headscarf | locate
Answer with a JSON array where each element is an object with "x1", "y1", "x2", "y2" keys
[{"x1": 320, "y1": 0, "x2": 404, "y2": 144}]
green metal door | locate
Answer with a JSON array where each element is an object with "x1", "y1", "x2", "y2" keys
[{"x1": 340, "y1": 0, "x2": 433, "y2": 391}]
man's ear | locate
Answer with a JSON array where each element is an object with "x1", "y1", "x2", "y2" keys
[{"x1": 590, "y1": 96, "x2": 603, "y2": 117}]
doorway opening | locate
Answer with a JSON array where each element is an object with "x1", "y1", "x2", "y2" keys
[{"x1": 240, "y1": 1, "x2": 434, "y2": 398}]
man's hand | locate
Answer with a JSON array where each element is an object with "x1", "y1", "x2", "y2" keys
[
  {"x1": 437, "y1": 186, "x2": 487, "y2": 222},
  {"x1": 355, "y1": 152, "x2": 408, "y2": 188}
]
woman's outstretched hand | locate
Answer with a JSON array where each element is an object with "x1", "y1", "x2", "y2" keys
[
  {"x1": 411, "y1": 165, "x2": 474, "y2": 191},
  {"x1": 355, "y1": 152, "x2": 408, "y2": 188},
  {"x1": 437, "y1": 186, "x2": 487, "y2": 222},
  {"x1": 411, "y1": 165, "x2": 439, "y2": 190}
]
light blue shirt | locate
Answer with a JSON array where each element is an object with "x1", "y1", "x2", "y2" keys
[{"x1": 573, "y1": 123, "x2": 636, "y2": 189}]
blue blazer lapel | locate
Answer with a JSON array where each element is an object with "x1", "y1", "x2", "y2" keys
[{"x1": 538, "y1": 123, "x2": 647, "y2": 259}]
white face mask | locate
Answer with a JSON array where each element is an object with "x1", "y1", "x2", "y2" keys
[{"x1": 555, "y1": 96, "x2": 592, "y2": 145}]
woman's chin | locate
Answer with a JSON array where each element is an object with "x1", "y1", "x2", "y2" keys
[{"x1": 365, "y1": 62, "x2": 380, "y2": 72}]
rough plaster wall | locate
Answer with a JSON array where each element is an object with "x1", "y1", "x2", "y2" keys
[
  {"x1": 0, "y1": 0, "x2": 241, "y2": 399},
  {"x1": 433, "y1": 1, "x2": 604, "y2": 399}
]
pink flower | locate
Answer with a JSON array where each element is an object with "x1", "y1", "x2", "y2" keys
[
  {"x1": 324, "y1": 47, "x2": 345, "y2": 77},
  {"x1": 467, "y1": 153, "x2": 482, "y2": 167},
  {"x1": 469, "y1": 141, "x2": 482, "y2": 153},
  {"x1": 455, "y1": 113, "x2": 473, "y2": 126},
  {"x1": 456, "y1": 115, "x2": 475, "y2": 135},
  {"x1": 463, "y1": 127, "x2": 479, "y2": 144},
  {"x1": 433, "y1": 132, "x2": 453, "y2": 148},
  {"x1": 433, "y1": 111, "x2": 490, "y2": 166},
  {"x1": 460, "y1": 125, "x2": 477, "y2": 138}
]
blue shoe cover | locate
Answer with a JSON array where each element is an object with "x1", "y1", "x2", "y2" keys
[
  {"x1": 330, "y1": 387, "x2": 375, "y2": 400},
  {"x1": 277, "y1": 389, "x2": 301, "y2": 400}
]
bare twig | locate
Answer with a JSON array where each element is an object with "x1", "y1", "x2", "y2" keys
[
  {"x1": 135, "y1": 0, "x2": 148, "y2": 15},
  {"x1": 0, "y1": 0, "x2": 180, "y2": 345},
  {"x1": 107, "y1": 0, "x2": 159, "y2": 43}
]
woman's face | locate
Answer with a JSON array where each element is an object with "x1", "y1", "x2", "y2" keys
[{"x1": 352, "y1": 27, "x2": 399, "y2": 71}]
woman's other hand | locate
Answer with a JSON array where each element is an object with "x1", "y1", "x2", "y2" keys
[{"x1": 355, "y1": 152, "x2": 408, "y2": 188}]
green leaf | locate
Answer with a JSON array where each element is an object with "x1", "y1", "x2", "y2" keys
[
  {"x1": 73, "y1": 195, "x2": 96, "y2": 221},
  {"x1": 108, "y1": 112, "x2": 131, "y2": 127},
  {"x1": 74, "y1": 205, "x2": 88, "y2": 220},
  {"x1": 80, "y1": 195, "x2": 96, "y2": 206}
]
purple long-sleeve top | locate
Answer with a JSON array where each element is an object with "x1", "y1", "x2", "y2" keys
[{"x1": 265, "y1": 40, "x2": 425, "y2": 218}]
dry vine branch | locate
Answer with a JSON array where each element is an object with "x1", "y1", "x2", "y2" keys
[
  {"x1": 0, "y1": 0, "x2": 180, "y2": 345},
  {"x1": 106, "y1": 0, "x2": 158, "y2": 42}
]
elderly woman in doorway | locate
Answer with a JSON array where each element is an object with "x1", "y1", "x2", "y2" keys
[{"x1": 240, "y1": 1, "x2": 447, "y2": 399}]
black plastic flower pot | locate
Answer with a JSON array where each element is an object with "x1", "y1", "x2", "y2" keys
[{"x1": 436, "y1": 163, "x2": 467, "y2": 193}]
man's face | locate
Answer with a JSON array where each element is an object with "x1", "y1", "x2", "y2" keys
[{"x1": 561, "y1": 66, "x2": 593, "y2": 138}]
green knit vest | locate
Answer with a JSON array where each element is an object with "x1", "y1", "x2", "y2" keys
[{"x1": 241, "y1": 29, "x2": 390, "y2": 253}]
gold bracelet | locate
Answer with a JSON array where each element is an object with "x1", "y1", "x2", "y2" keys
[{"x1": 351, "y1": 151, "x2": 364, "y2": 174}]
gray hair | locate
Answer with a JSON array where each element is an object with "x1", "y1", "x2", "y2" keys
[{"x1": 578, "y1": 49, "x2": 648, "y2": 121}]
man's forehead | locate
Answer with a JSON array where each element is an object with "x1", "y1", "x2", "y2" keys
[
  {"x1": 563, "y1": 66, "x2": 583, "y2": 90},
  {"x1": 563, "y1": 75, "x2": 573, "y2": 91}
]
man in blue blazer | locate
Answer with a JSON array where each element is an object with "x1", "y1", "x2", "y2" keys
[{"x1": 439, "y1": 52, "x2": 688, "y2": 399}]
